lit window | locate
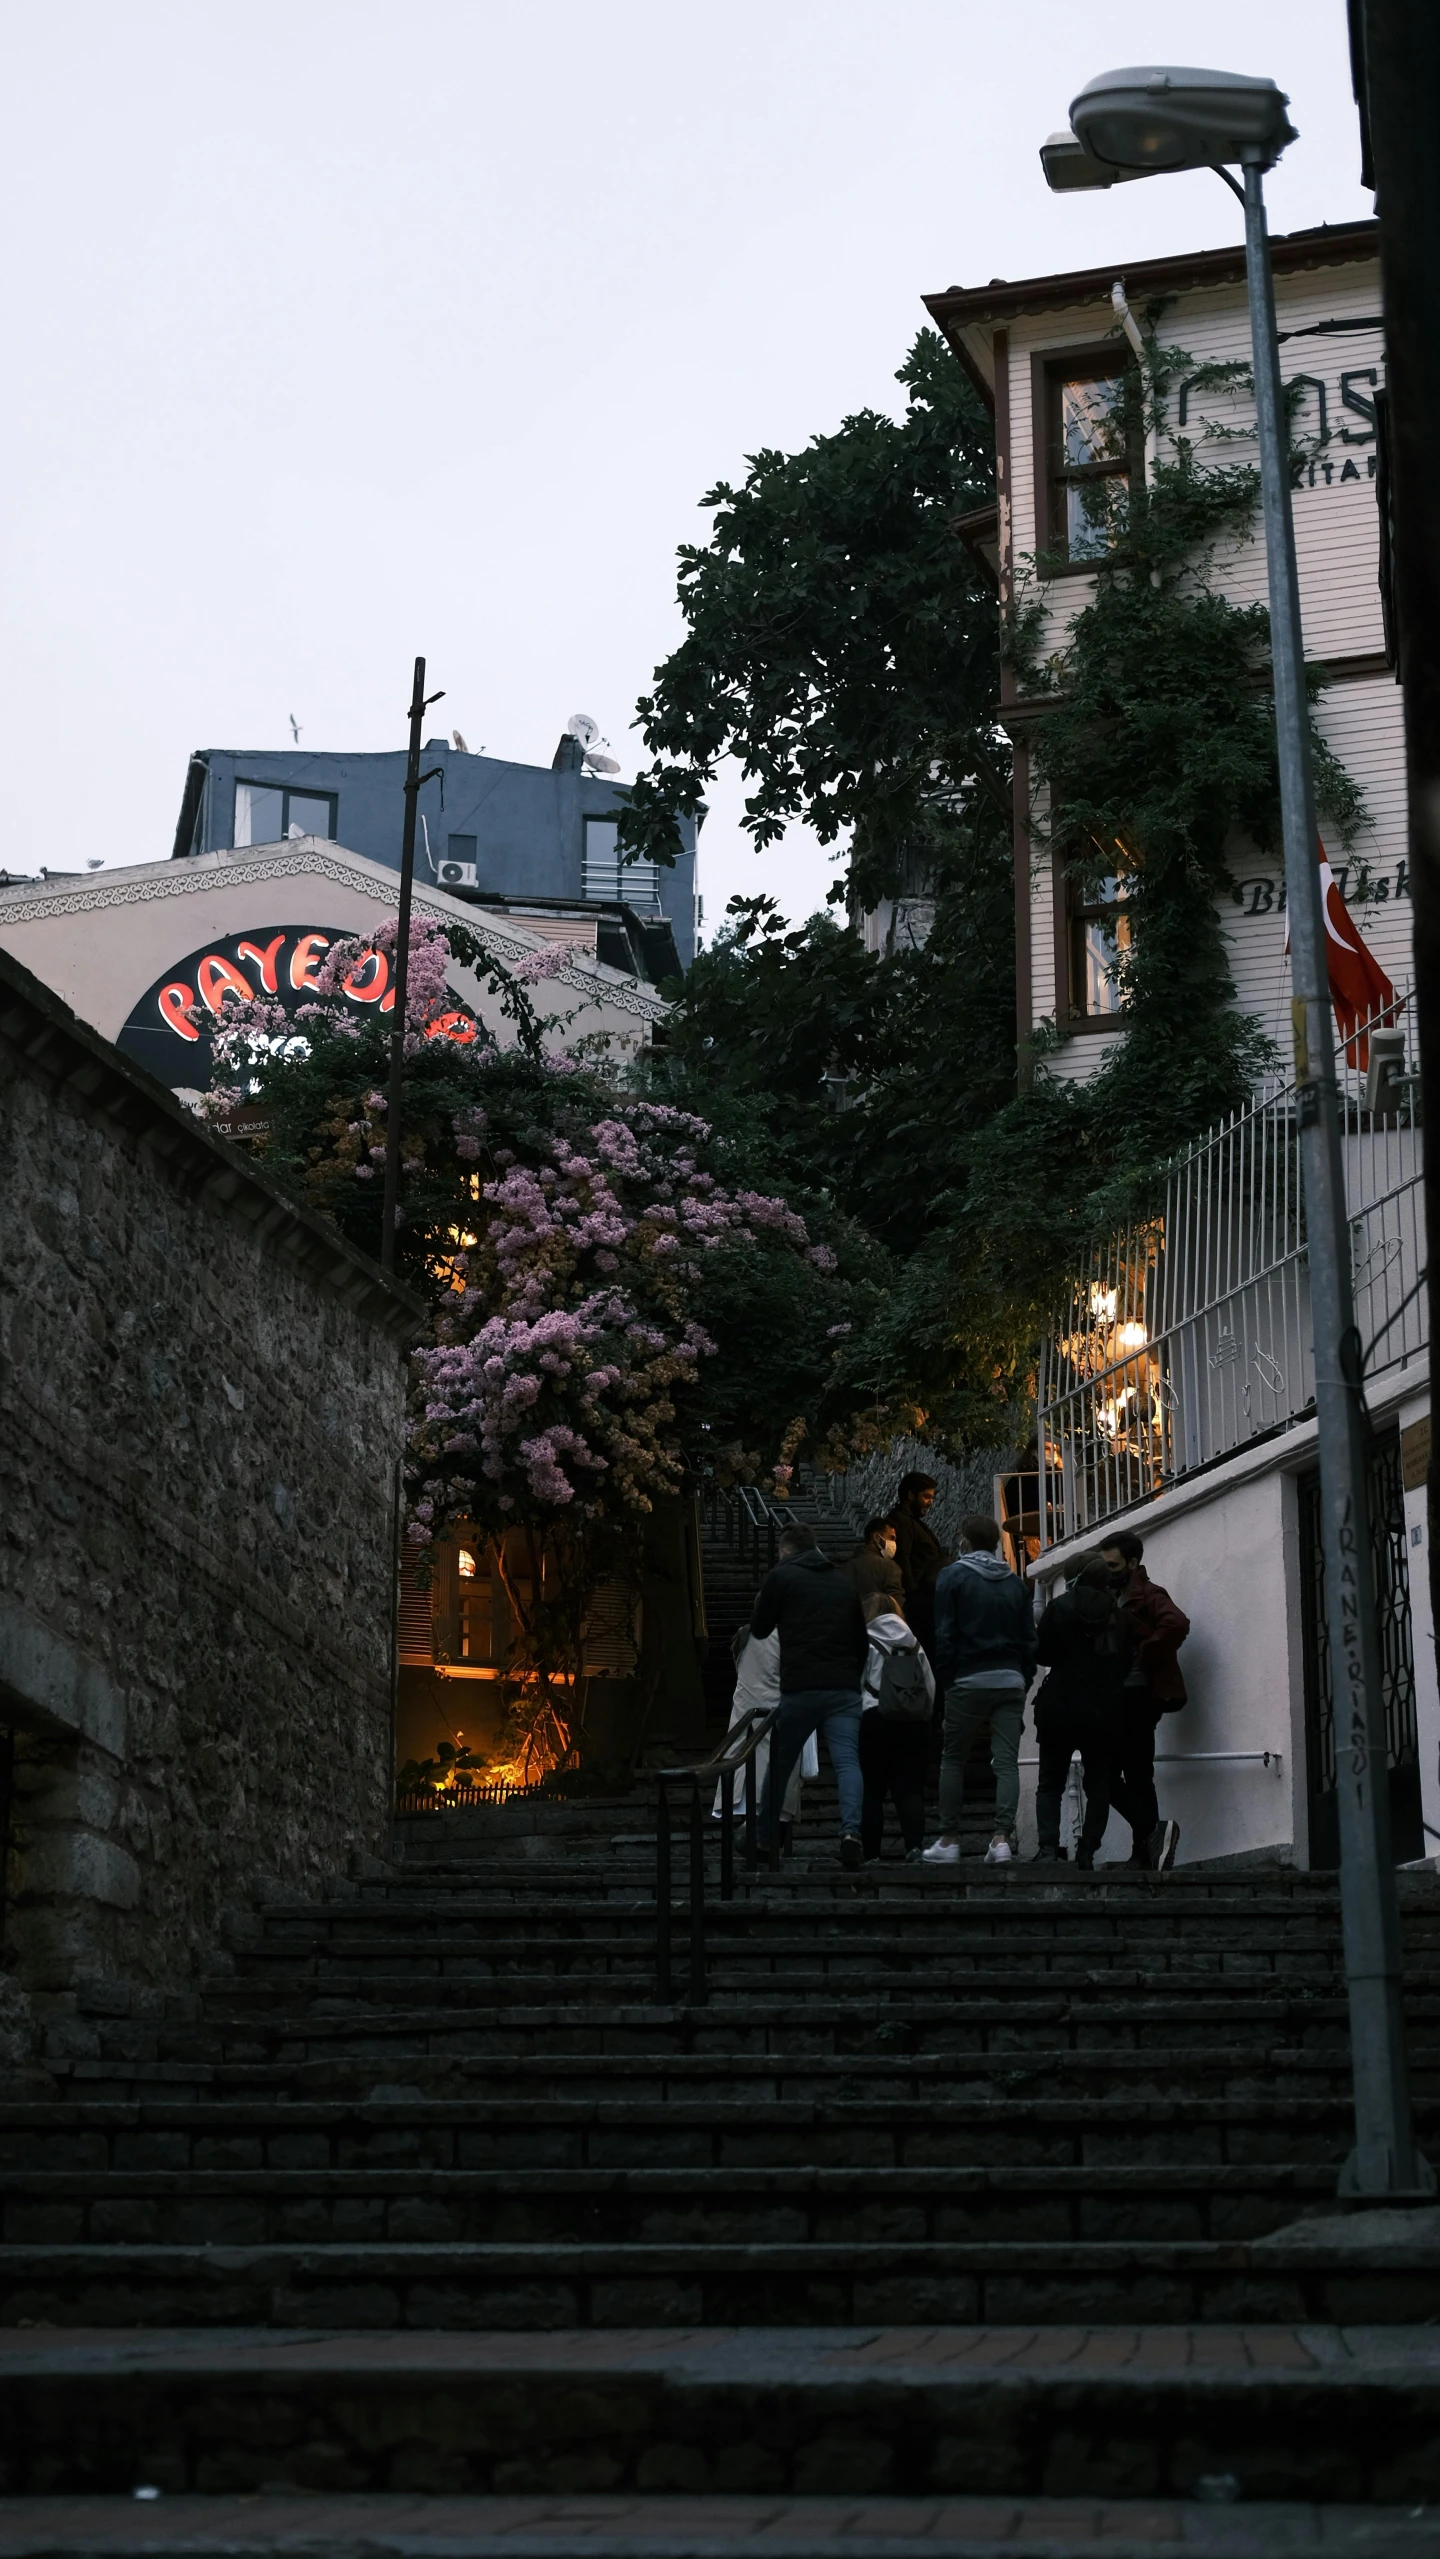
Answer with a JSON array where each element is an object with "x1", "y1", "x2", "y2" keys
[
  {"x1": 583, "y1": 816, "x2": 660, "y2": 908},
  {"x1": 234, "y1": 782, "x2": 337, "y2": 847},
  {"x1": 1047, "y1": 364, "x2": 1132, "y2": 563},
  {"x1": 1070, "y1": 872, "x2": 1131, "y2": 1018},
  {"x1": 457, "y1": 1549, "x2": 477, "y2": 1580}
]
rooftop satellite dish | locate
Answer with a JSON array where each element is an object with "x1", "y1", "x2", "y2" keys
[
  {"x1": 452, "y1": 730, "x2": 469, "y2": 753},
  {"x1": 565, "y1": 710, "x2": 621, "y2": 775}
]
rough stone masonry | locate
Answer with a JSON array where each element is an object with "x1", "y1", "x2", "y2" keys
[{"x1": 0, "y1": 946, "x2": 420, "y2": 2068}]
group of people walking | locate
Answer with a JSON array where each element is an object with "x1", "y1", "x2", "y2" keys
[{"x1": 731, "y1": 1473, "x2": 1188, "y2": 1874}]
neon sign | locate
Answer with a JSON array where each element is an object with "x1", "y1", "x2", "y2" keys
[{"x1": 118, "y1": 923, "x2": 477, "y2": 1091}]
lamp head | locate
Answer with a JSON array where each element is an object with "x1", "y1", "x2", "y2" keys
[
  {"x1": 1039, "y1": 131, "x2": 1147, "y2": 192},
  {"x1": 1069, "y1": 64, "x2": 1297, "y2": 174}
]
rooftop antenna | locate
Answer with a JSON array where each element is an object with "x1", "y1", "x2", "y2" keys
[{"x1": 565, "y1": 711, "x2": 621, "y2": 777}]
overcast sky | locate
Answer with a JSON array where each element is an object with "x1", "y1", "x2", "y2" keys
[{"x1": 1, "y1": 2, "x2": 1370, "y2": 928}]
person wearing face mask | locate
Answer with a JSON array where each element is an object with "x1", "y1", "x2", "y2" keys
[
  {"x1": 1097, "y1": 1529, "x2": 1188, "y2": 1873},
  {"x1": 843, "y1": 1517, "x2": 907, "y2": 1623}
]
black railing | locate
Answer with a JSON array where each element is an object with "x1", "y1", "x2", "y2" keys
[
  {"x1": 653, "y1": 1703, "x2": 782, "y2": 2005},
  {"x1": 699, "y1": 1479, "x2": 783, "y2": 1582}
]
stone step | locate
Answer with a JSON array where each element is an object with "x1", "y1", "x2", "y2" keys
[
  {"x1": 4, "y1": 2105, "x2": 1337, "y2": 2171},
  {"x1": 29, "y1": 2048, "x2": 1438, "y2": 2113},
  {"x1": 3, "y1": 2489, "x2": 1437, "y2": 2558},
  {"x1": 0, "y1": 2160, "x2": 1348, "y2": 2247},
  {"x1": 3, "y1": 2218, "x2": 1438, "y2": 2327},
  {"x1": 1, "y1": 2321, "x2": 1437, "y2": 2501},
  {"x1": 0, "y1": 2091, "x2": 1401, "y2": 2169}
]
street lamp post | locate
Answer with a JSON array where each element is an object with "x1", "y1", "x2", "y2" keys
[{"x1": 1044, "y1": 66, "x2": 1431, "y2": 2197}]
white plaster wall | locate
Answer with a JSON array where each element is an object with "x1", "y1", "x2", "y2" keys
[{"x1": 1019, "y1": 1462, "x2": 1299, "y2": 1867}]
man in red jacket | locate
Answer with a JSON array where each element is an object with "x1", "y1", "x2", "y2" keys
[{"x1": 1098, "y1": 1529, "x2": 1190, "y2": 1872}]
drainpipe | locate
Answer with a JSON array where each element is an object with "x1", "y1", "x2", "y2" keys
[{"x1": 1113, "y1": 282, "x2": 1159, "y2": 573}]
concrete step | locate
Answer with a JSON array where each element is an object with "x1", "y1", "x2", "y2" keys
[
  {"x1": 32, "y1": 2043, "x2": 1437, "y2": 2109},
  {"x1": 0, "y1": 2089, "x2": 1410, "y2": 2169},
  {"x1": 1, "y1": 2322, "x2": 1437, "y2": 2501},
  {"x1": 3, "y1": 2217, "x2": 1438, "y2": 2327},
  {"x1": 2, "y1": 2489, "x2": 1436, "y2": 2557},
  {"x1": 0, "y1": 2160, "x2": 1350, "y2": 2248}
]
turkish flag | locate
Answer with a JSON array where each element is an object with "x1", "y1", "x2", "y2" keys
[{"x1": 1286, "y1": 837, "x2": 1398, "y2": 1070}]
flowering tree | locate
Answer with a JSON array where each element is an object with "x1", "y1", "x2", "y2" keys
[{"x1": 205, "y1": 916, "x2": 891, "y2": 1757}]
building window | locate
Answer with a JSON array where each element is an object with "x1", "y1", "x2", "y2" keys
[
  {"x1": 1068, "y1": 870, "x2": 1131, "y2": 1019},
  {"x1": 583, "y1": 816, "x2": 660, "y2": 908},
  {"x1": 1043, "y1": 357, "x2": 1133, "y2": 564},
  {"x1": 233, "y1": 782, "x2": 337, "y2": 847}
]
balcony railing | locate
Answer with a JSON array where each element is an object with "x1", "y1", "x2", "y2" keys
[{"x1": 1037, "y1": 989, "x2": 1423, "y2": 1549}]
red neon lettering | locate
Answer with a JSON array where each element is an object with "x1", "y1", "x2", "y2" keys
[
  {"x1": 197, "y1": 954, "x2": 256, "y2": 1016},
  {"x1": 237, "y1": 934, "x2": 286, "y2": 993},
  {"x1": 342, "y1": 948, "x2": 389, "y2": 1004},
  {"x1": 289, "y1": 932, "x2": 329, "y2": 991},
  {"x1": 425, "y1": 1011, "x2": 478, "y2": 1046},
  {"x1": 157, "y1": 982, "x2": 200, "y2": 1041}
]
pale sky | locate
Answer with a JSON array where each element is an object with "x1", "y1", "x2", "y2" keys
[{"x1": 0, "y1": 2, "x2": 1370, "y2": 930}]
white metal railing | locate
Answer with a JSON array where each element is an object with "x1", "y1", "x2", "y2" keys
[{"x1": 1038, "y1": 986, "x2": 1423, "y2": 1549}]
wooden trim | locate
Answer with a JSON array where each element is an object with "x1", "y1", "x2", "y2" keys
[
  {"x1": 1052, "y1": 835, "x2": 1070, "y2": 1028},
  {"x1": 923, "y1": 219, "x2": 1379, "y2": 339},
  {"x1": 992, "y1": 329, "x2": 1014, "y2": 704},
  {"x1": 1012, "y1": 741, "x2": 1032, "y2": 1089}
]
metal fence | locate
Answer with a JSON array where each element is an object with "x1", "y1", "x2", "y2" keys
[
  {"x1": 1037, "y1": 989, "x2": 1424, "y2": 1549},
  {"x1": 811, "y1": 1436, "x2": 1005, "y2": 1553}
]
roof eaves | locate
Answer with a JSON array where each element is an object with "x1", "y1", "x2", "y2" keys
[{"x1": 923, "y1": 218, "x2": 1381, "y2": 361}]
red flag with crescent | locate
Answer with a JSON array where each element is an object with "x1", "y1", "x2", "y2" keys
[{"x1": 1286, "y1": 838, "x2": 1397, "y2": 1070}]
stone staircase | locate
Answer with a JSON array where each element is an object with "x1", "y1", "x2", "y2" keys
[{"x1": 2, "y1": 1795, "x2": 1440, "y2": 2547}]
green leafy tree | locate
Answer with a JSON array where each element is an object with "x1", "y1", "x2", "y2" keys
[{"x1": 619, "y1": 330, "x2": 1008, "y2": 911}]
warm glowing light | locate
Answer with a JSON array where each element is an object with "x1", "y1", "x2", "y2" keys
[
  {"x1": 457, "y1": 1550, "x2": 477, "y2": 1581},
  {"x1": 1116, "y1": 1321, "x2": 1148, "y2": 1352},
  {"x1": 1089, "y1": 1284, "x2": 1118, "y2": 1322}
]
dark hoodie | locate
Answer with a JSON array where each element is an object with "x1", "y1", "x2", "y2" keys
[
  {"x1": 751, "y1": 1550, "x2": 870, "y2": 1695},
  {"x1": 1035, "y1": 1575, "x2": 1136, "y2": 1714}
]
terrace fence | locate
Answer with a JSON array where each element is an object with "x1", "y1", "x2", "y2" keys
[{"x1": 1037, "y1": 989, "x2": 1424, "y2": 1551}]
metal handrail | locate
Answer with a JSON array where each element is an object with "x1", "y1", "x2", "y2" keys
[{"x1": 652, "y1": 1704, "x2": 782, "y2": 2006}]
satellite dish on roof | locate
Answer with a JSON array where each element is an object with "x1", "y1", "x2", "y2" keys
[{"x1": 565, "y1": 710, "x2": 621, "y2": 776}]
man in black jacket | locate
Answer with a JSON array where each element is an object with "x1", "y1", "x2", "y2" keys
[
  {"x1": 752, "y1": 1523, "x2": 870, "y2": 1867},
  {"x1": 924, "y1": 1513, "x2": 1038, "y2": 1867},
  {"x1": 1033, "y1": 1559, "x2": 1136, "y2": 1871}
]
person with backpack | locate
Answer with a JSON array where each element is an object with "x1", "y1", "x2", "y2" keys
[
  {"x1": 752, "y1": 1521, "x2": 871, "y2": 1867},
  {"x1": 923, "y1": 1513, "x2": 1038, "y2": 1867},
  {"x1": 1098, "y1": 1529, "x2": 1189, "y2": 1873},
  {"x1": 858, "y1": 1607, "x2": 936, "y2": 1862},
  {"x1": 1033, "y1": 1556, "x2": 1136, "y2": 1870}
]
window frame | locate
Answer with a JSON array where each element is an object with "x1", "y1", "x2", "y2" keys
[
  {"x1": 1032, "y1": 341, "x2": 1140, "y2": 575},
  {"x1": 232, "y1": 780, "x2": 338, "y2": 847},
  {"x1": 1053, "y1": 856, "x2": 1131, "y2": 1032}
]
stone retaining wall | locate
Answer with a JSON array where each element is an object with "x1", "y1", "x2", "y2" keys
[{"x1": 0, "y1": 948, "x2": 420, "y2": 2063}]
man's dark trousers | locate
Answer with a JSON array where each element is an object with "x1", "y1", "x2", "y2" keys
[{"x1": 1111, "y1": 1695, "x2": 1163, "y2": 1846}]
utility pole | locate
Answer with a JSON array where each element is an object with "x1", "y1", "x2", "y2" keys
[{"x1": 381, "y1": 656, "x2": 444, "y2": 1277}]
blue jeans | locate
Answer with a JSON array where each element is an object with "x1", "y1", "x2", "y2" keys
[{"x1": 762, "y1": 1689, "x2": 864, "y2": 1836}]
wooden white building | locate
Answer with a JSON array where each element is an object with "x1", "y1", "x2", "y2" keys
[{"x1": 925, "y1": 219, "x2": 1434, "y2": 1874}]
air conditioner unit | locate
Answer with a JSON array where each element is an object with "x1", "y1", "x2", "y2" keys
[{"x1": 438, "y1": 859, "x2": 477, "y2": 889}]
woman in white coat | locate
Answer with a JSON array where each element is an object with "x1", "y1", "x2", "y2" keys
[{"x1": 712, "y1": 1623, "x2": 818, "y2": 1848}]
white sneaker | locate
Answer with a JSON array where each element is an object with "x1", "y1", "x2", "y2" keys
[
  {"x1": 922, "y1": 1839, "x2": 961, "y2": 1864},
  {"x1": 984, "y1": 1837, "x2": 1013, "y2": 1865}
]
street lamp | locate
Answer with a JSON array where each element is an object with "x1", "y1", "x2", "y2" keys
[{"x1": 1044, "y1": 66, "x2": 1431, "y2": 2199}]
